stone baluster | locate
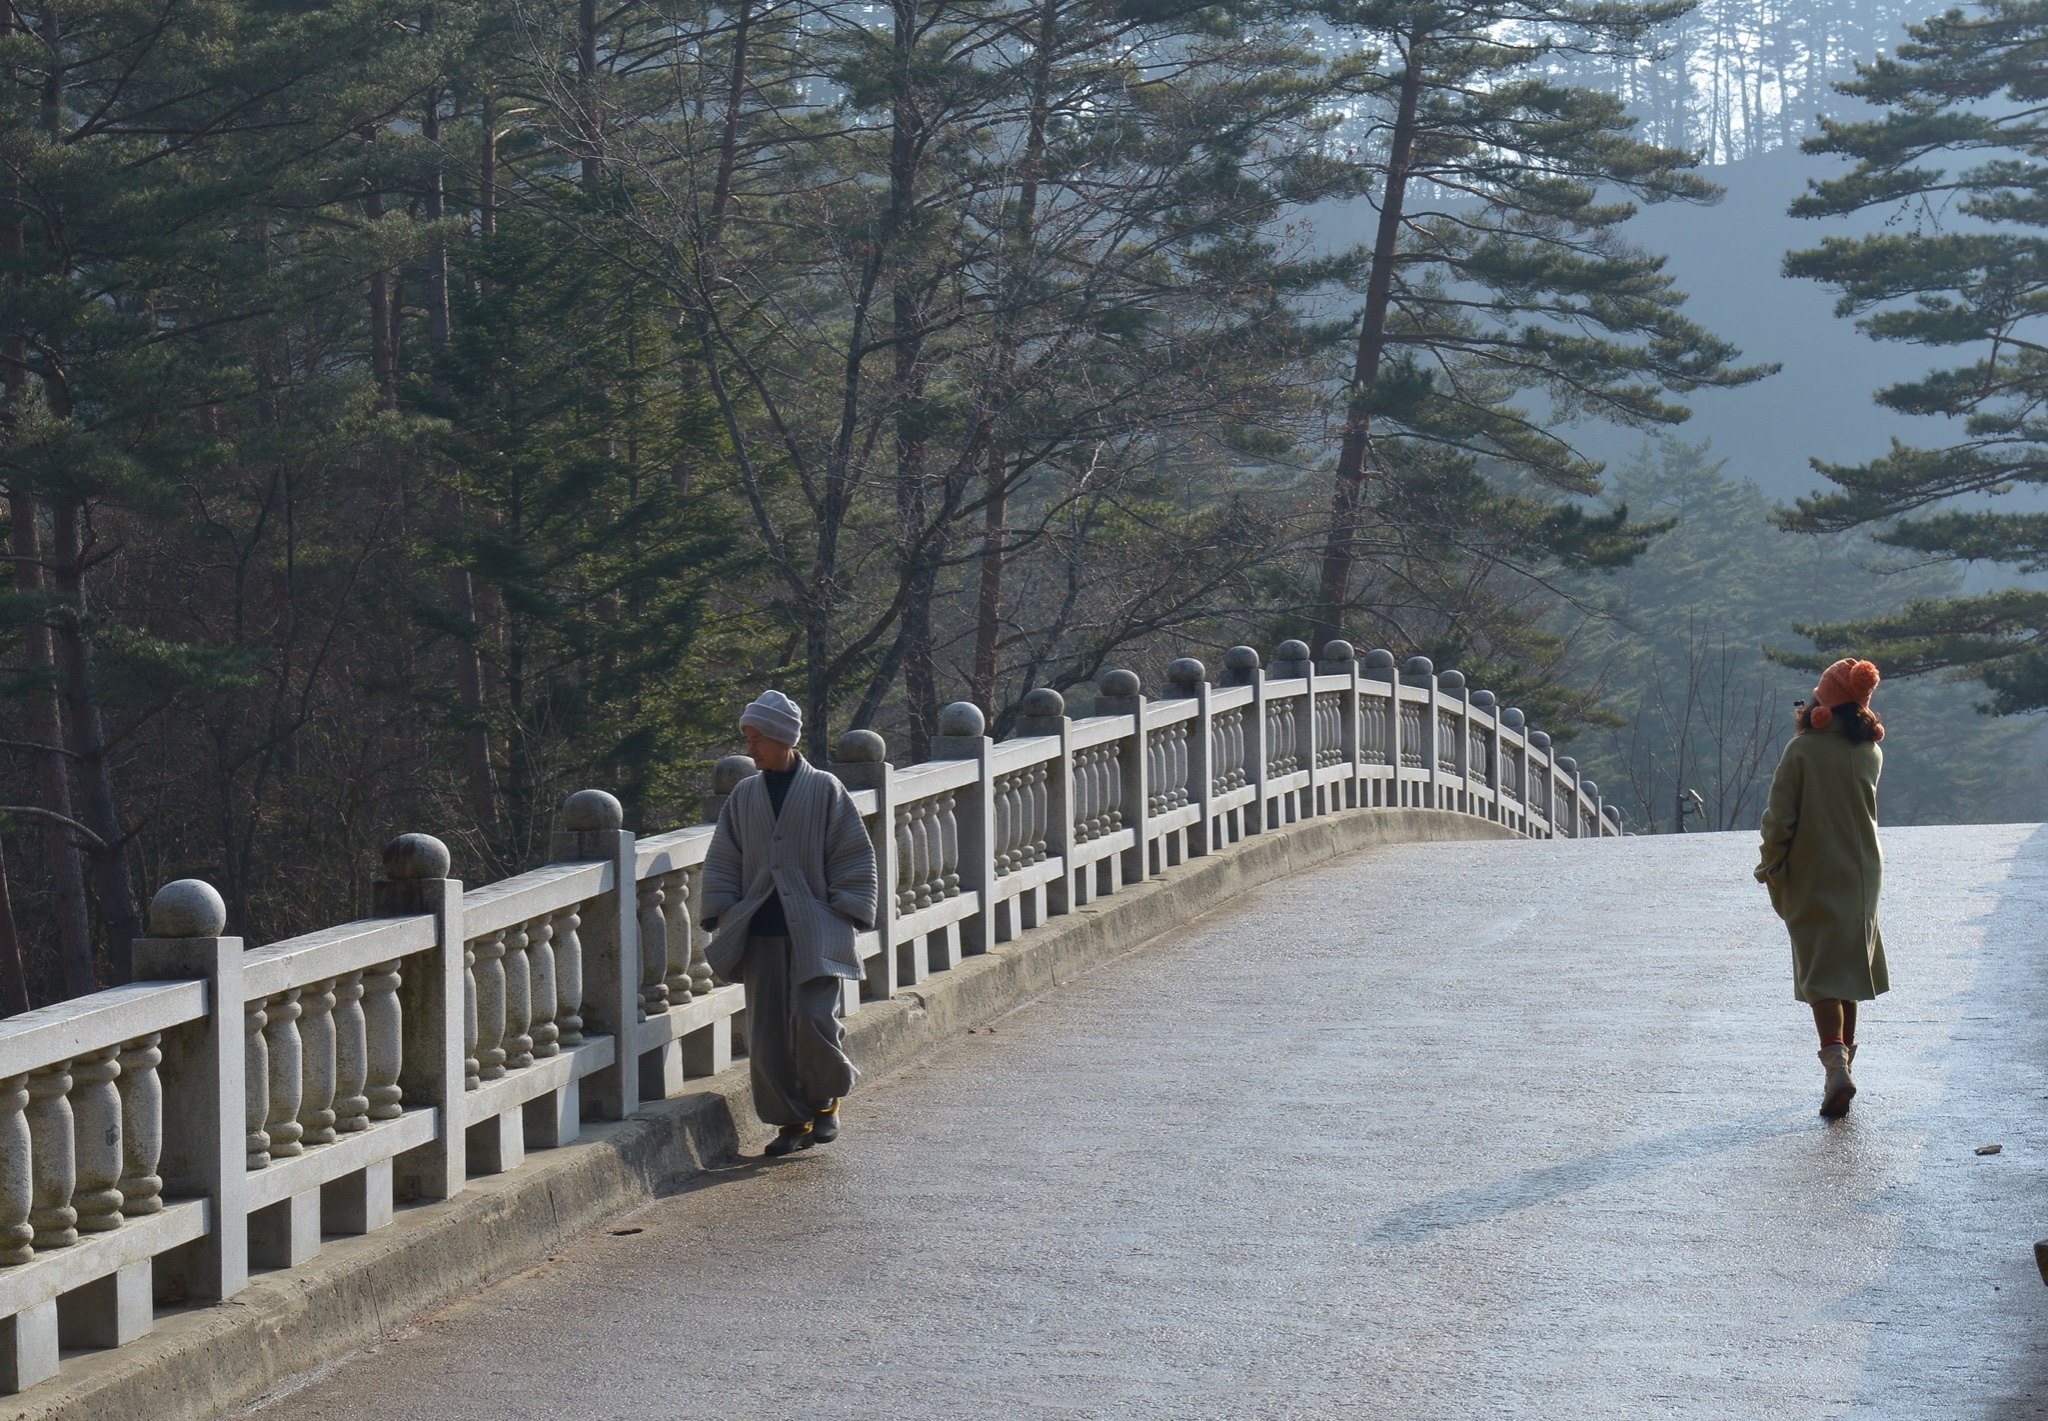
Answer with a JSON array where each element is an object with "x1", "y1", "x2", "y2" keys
[
  {"x1": 0, "y1": 1074, "x2": 30, "y2": 1264},
  {"x1": 894, "y1": 804, "x2": 917, "y2": 913},
  {"x1": 474, "y1": 930, "x2": 507, "y2": 1079},
  {"x1": 298, "y1": 978, "x2": 338, "y2": 1146},
  {"x1": 917, "y1": 799, "x2": 939, "y2": 907},
  {"x1": 264, "y1": 988, "x2": 306, "y2": 1158},
  {"x1": 994, "y1": 772, "x2": 1015, "y2": 876},
  {"x1": 25, "y1": 1062, "x2": 76, "y2": 1250},
  {"x1": 333, "y1": 972, "x2": 369, "y2": 1133},
  {"x1": 363, "y1": 960, "x2": 405, "y2": 1119},
  {"x1": 553, "y1": 908, "x2": 586, "y2": 1047},
  {"x1": 462, "y1": 936, "x2": 480, "y2": 1089},
  {"x1": 504, "y1": 923, "x2": 534, "y2": 1069},
  {"x1": 116, "y1": 1034, "x2": 164, "y2": 1218},
  {"x1": 939, "y1": 792, "x2": 961, "y2": 897},
  {"x1": 245, "y1": 999, "x2": 270, "y2": 1169},
  {"x1": 637, "y1": 881, "x2": 668, "y2": 1018},
  {"x1": 529, "y1": 915, "x2": 560, "y2": 1056},
  {"x1": 661, "y1": 871, "x2": 692, "y2": 1006},
  {"x1": 71, "y1": 1045, "x2": 124, "y2": 1233},
  {"x1": 684, "y1": 872, "x2": 715, "y2": 997}
]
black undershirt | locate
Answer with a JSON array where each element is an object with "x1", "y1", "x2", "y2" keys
[{"x1": 746, "y1": 764, "x2": 800, "y2": 938}]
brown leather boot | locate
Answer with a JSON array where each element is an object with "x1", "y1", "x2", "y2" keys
[{"x1": 1819, "y1": 1043, "x2": 1856, "y2": 1119}]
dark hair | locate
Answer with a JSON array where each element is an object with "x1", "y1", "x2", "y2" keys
[{"x1": 1796, "y1": 701, "x2": 1885, "y2": 745}]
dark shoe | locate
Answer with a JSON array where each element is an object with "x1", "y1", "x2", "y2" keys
[
  {"x1": 764, "y1": 1123, "x2": 813, "y2": 1157},
  {"x1": 1819, "y1": 1045, "x2": 1856, "y2": 1119},
  {"x1": 810, "y1": 1099, "x2": 840, "y2": 1145}
]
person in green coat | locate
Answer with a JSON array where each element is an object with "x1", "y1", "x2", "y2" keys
[{"x1": 1755, "y1": 657, "x2": 1887, "y2": 1119}]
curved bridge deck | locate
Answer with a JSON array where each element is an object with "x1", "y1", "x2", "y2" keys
[{"x1": 241, "y1": 826, "x2": 2048, "y2": 1419}]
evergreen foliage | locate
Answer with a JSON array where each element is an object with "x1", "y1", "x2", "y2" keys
[{"x1": 1572, "y1": 439, "x2": 2048, "y2": 830}]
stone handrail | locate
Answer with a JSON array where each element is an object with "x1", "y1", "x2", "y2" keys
[{"x1": 0, "y1": 639, "x2": 1616, "y2": 1393}]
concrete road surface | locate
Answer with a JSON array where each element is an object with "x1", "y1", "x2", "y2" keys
[{"x1": 238, "y1": 825, "x2": 2048, "y2": 1420}]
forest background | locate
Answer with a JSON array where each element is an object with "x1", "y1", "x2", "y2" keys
[{"x1": 0, "y1": 0, "x2": 2035, "y2": 1007}]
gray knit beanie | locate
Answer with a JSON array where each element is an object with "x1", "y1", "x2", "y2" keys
[{"x1": 739, "y1": 689, "x2": 802, "y2": 746}]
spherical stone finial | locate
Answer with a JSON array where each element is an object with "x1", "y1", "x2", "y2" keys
[
  {"x1": 1501, "y1": 707, "x2": 1525, "y2": 729},
  {"x1": 937, "y1": 701, "x2": 987, "y2": 737},
  {"x1": 1579, "y1": 779, "x2": 1599, "y2": 797},
  {"x1": 1320, "y1": 640, "x2": 1355, "y2": 663},
  {"x1": 1603, "y1": 804, "x2": 1622, "y2": 824},
  {"x1": 1223, "y1": 645, "x2": 1261, "y2": 672},
  {"x1": 1402, "y1": 655, "x2": 1435, "y2": 676},
  {"x1": 1098, "y1": 670, "x2": 1141, "y2": 698},
  {"x1": 1556, "y1": 756, "x2": 1577, "y2": 773},
  {"x1": 1363, "y1": 648, "x2": 1397, "y2": 670},
  {"x1": 149, "y1": 879, "x2": 226, "y2": 939},
  {"x1": 710, "y1": 755, "x2": 758, "y2": 794},
  {"x1": 382, "y1": 832, "x2": 451, "y2": 881},
  {"x1": 835, "y1": 729, "x2": 886, "y2": 763},
  {"x1": 1274, "y1": 639, "x2": 1310, "y2": 662},
  {"x1": 1166, "y1": 657, "x2": 1207, "y2": 686},
  {"x1": 560, "y1": 788, "x2": 624, "y2": 832},
  {"x1": 1469, "y1": 689, "x2": 1496, "y2": 709},
  {"x1": 1529, "y1": 730, "x2": 1551, "y2": 749},
  {"x1": 1020, "y1": 687, "x2": 1065, "y2": 718}
]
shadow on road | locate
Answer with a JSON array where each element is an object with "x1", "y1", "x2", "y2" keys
[{"x1": 1365, "y1": 1106, "x2": 1814, "y2": 1248}]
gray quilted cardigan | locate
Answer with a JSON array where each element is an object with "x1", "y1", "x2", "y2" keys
[{"x1": 699, "y1": 757, "x2": 878, "y2": 984}]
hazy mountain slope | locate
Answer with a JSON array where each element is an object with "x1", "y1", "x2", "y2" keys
[{"x1": 1575, "y1": 146, "x2": 1930, "y2": 500}]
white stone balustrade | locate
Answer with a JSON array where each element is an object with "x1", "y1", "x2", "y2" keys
[{"x1": 0, "y1": 638, "x2": 1615, "y2": 1397}]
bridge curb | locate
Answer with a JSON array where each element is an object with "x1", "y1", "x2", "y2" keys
[{"x1": 8, "y1": 808, "x2": 1515, "y2": 1421}]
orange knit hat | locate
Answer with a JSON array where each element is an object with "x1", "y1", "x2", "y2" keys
[{"x1": 1809, "y1": 658, "x2": 1880, "y2": 732}]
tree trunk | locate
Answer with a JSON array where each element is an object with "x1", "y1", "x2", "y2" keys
[
  {"x1": 710, "y1": 0, "x2": 751, "y2": 241},
  {"x1": 9, "y1": 496, "x2": 92, "y2": 997},
  {"x1": 1314, "y1": 31, "x2": 1427, "y2": 644},
  {"x1": 971, "y1": 442, "x2": 1005, "y2": 714},
  {"x1": 971, "y1": 0, "x2": 1054, "y2": 716},
  {"x1": 422, "y1": 86, "x2": 449, "y2": 359},
  {"x1": 479, "y1": 92, "x2": 497, "y2": 239},
  {"x1": 0, "y1": 839, "x2": 29, "y2": 1015},
  {"x1": 579, "y1": 0, "x2": 601, "y2": 191},
  {"x1": 49, "y1": 501, "x2": 140, "y2": 983}
]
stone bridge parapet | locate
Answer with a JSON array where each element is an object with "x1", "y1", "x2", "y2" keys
[{"x1": 0, "y1": 642, "x2": 1615, "y2": 1405}]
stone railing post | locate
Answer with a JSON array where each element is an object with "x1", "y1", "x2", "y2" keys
[
  {"x1": 1165, "y1": 659, "x2": 1210, "y2": 856},
  {"x1": 1399, "y1": 657, "x2": 1436, "y2": 809},
  {"x1": 1092, "y1": 670, "x2": 1149, "y2": 884},
  {"x1": 1271, "y1": 640, "x2": 1313, "y2": 819},
  {"x1": 1556, "y1": 756, "x2": 1580, "y2": 837},
  {"x1": 1318, "y1": 640, "x2": 1360, "y2": 810},
  {"x1": 1501, "y1": 707, "x2": 1529, "y2": 828},
  {"x1": 830, "y1": 731, "x2": 897, "y2": 1000},
  {"x1": 930, "y1": 703, "x2": 995, "y2": 953},
  {"x1": 550, "y1": 789, "x2": 639, "y2": 1120},
  {"x1": 1014, "y1": 688, "x2": 1074, "y2": 916},
  {"x1": 700, "y1": 754, "x2": 757, "y2": 828},
  {"x1": 1364, "y1": 650, "x2": 1399, "y2": 798},
  {"x1": 1528, "y1": 730, "x2": 1552, "y2": 834},
  {"x1": 371, "y1": 833, "x2": 465, "y2": 1202},
  {"x1": 1221, "y1": 646, "x2": 1264, "y2": 832},
  {"x1": 131, "y1": 879, "x2": 248, "y2": 1304},
  {"x1": 1437, "y1": 669, "x2": 1468, "y2": 815},
  {"x1": 1470, "y1": 688, "x2": 1498, "y2": 820}
]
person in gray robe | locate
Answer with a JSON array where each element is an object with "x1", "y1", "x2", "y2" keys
[{"x1": 700, "y1": 689, "x2": 879, "y2": 1156}]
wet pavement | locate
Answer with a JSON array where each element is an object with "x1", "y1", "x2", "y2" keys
[{"x1": 239, "y1": 824, "x2": 2048, "y2": 1419}]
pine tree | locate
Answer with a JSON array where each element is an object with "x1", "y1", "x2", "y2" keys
[
  {"x1": 1308, "y1": 0, "x2": 1772, "y2": 644},
  {"x1": 1781, "y1": 0, "x2": 2048, "y2": 712}
]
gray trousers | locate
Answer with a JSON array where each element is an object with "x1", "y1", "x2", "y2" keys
[{"x1": 743, "y1": 935, "x2": 857, "y2": 1127}]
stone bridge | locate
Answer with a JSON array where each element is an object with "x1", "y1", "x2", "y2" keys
[{"x1": 2, "y1": 646, "x2": 2040, "y2": 1418}]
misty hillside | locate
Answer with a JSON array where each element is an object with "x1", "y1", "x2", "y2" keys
[{"x1": 1574, "y1": 145, "x2": 1930, "y2": 501}]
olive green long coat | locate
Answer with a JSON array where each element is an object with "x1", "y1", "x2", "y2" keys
[{"x1": 1754, "y1": 727, "x2": 1888, "y2": 1003}]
